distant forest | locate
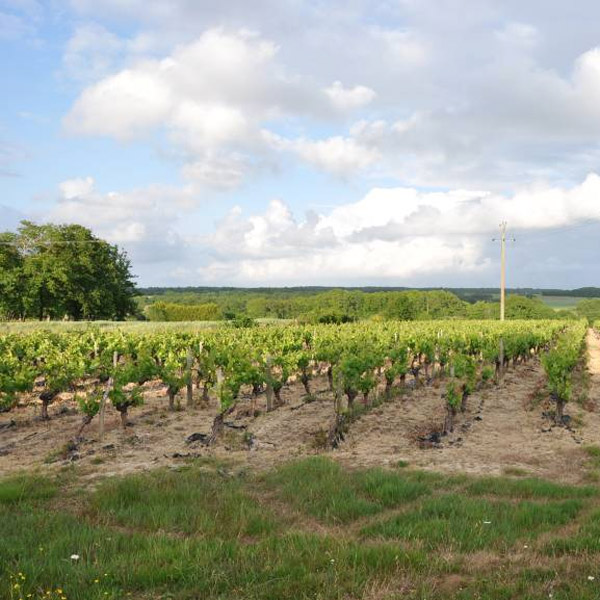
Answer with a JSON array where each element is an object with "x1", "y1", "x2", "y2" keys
[
  {"x1": 134, "y1": 286, "x2": 600, "y2": 323},
  {"x1": 138, "y1": 286, "x2": 600, "y2": 302}
]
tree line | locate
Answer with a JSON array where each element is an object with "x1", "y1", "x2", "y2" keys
[
  {"x1": 140, "y1": 288, "x2": 569, "y2": 322},
  {"x1": 0, "y1": 221, "x2": 136, "y2": 320}
]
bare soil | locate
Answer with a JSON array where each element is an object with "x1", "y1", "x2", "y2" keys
[
  {"x1": 2, "y1": 333, "x2": 600, "y2": 483},
  {"x1": 587, "y1": 327, "x2": 600, "y2": 408}
]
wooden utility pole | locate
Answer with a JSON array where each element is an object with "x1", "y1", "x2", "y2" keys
[{"x1": 500, "y1": 221, "x2": 507, "y2": 322}]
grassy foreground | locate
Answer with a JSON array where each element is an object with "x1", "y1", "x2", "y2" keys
[{"x1": 2, "y1": 458, "x2": 600, "y2": 599}]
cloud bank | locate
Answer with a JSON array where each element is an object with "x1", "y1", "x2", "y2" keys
[{"x1": 46, "y1": 173, "x2": 600, "y2": 286}]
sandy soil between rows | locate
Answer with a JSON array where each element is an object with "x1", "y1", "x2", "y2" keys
[{"x1": 1, "y1": 334, "x2": 600, "y2": 483}]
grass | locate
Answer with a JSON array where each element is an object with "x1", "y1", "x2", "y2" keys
[
  {"x1": 88, "y1": 466, "x2": 276, "y2": 538},
  {"x1": 0, "y1": 472, "x2": 58, "y2": 505},
  {"x1": 502, "y1": 466, "x2": 529, "y2": 476},
  {"x1": 2, "y1": 458, "x2": 600, "y2": 599},
  {"x1": 263, "y1": 456, "x2": 432, "y2": 523},
  {"x1": 538, "y1": 295, "x2": 584, "y2": 311},
  {"x1": 584, "y1": 445, "x2": 600, "y2": 464},
  {"x1": 463, "y1": 476, "x2": 597, "y2": 499},
  {"x1": 545, "y1": 507, "x2": 600, "y2": 554},
  {"x1": 362, "y1": 494, "x2": 583, "y2": 551}
]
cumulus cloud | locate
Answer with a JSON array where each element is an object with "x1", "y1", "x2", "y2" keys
[
  {"x1": 36, "y1": 172, "x2": 600, "y2": 286},
  {"x1": 198, "y1": 192, "x2": 488, "y2": 284},
  {"x1": 64, "y1": 28, "x2": 359, "y2": 185},
  {"x1": 11, "y1": 0, "x2": 600, "y2": 287},
  {"x1": 59, "y1": 176, "x2": 94, "y2": 199},
  {"x1": 64, "y1": 65, "x2": 174, "y2": 141},
  {"x1": 61, "y1": 1, "x2": 600, "y2": 193},
  {"x1": 192, "y1": 174, "x2": 600, "y2": 285},
  {"x1": 285, "y1": 136, "x2": 380, "y2": 176},
  {"x1": 368, "y1": 28, "x2": 429, "y2": 67},
  {"x1": 180, "y1": 154, "x2": 249, "y2": 190},
  {"x1": 64, "y1": 29, "x2": 277, "y2": 139},
  {"x1": 49, "y1": 177, "x2": 192, "y2": 265},
  {"x1": 495, "y1": 22, "x2": 539, "y2": 48},
  {"x1": 324, "y1": 81, "x2": 376, "y2": 110},
  {"x1": 63, "y1": 17, "x2": 600, "y2": 190},
  {"x1": 326, "y1": 44, "x2": 600, "y2": 188}
]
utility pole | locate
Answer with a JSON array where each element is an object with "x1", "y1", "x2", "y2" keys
[
  {"x1": 499, "y1": 221, "x2": 507, "y2": 322},
  {"x1": 494, "y1": 221, "x2": 508, "y2": 382}
]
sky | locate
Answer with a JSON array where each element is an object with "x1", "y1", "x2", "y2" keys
[{"x1": 2, "y1": 0, "x2": 600, "y2": 288}]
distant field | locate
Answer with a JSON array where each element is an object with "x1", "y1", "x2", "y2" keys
[
  {"x1": 0, "y1": 318, "x2": 289, "y2": 334},
  {"x1": 539, "y1": 296, "x2": 584, "y2": 311}
]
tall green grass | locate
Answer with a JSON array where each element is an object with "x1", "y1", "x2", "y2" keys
[
  {"x1": 362, "y1": 494, "x2": 583, "y2": 551},
  {"x1": 263, "y1": 456, "x2": 432, "y2": 524}
]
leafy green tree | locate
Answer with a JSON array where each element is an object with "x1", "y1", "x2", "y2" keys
[
  {"x1": 0, "y1": 221, "x2": 136, "y2": 320},
  {"x1": 0, "y1": 232, "x2": 27, "y2": 319}
]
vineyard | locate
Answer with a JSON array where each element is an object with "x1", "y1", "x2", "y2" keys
[
  {"x1": 0, "y1": 319, "x2": 596, "y2": 479},
  {"x1": 3, "y1": 319, "x2": 600, "y2": 599}
]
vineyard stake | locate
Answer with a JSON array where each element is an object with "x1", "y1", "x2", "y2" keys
[
  {"x1": 99, "y1": 351, "x2": 117, "y2": 442},
  {"x1": 265, "y1": 355, "x2": 274, "y2": 412},
  {"x1": 186, "y1": 348, "x2": 194, "y2": 408}
]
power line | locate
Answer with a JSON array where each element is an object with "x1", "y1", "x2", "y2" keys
[
  {"x1": 514, "y1": 218, "x2": 600, "y2": 241},
  {"x1": 0, "y1": 240, "x2": 110, "y2": 246}
]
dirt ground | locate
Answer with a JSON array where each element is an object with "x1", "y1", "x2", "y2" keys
[{"x1": 2, "y1": 330, "x2": 600, "y2": 483}]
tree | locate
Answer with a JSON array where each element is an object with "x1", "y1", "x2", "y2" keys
[
  {"x1": 0, "y1": 221, "x2": 137, "y2": 320},
  {"x1": 0, "y1": 232, "x2": 27, "y2": 319}
]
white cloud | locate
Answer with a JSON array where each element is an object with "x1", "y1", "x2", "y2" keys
[
  {"x1": 324, "y1": 44, "x2": 600, "y2": 189},
  {"x1": 61, "y1": 9, "x2": 600, "y2": 192},
  {"x1": 36, "y1": 172, "x2": 600, "y2": 286},
  {"x1": 294, "y1": 136, "x2": 380, "y2": 176},
  {"x1": 64, "y1": 28, "x2": 282, "y2": 144},
  {"x1": 324, "y1": 81, "x2": 376, "y2": 110},
  {"x1": 59, "y1": 176, "x2": 95, "y2": 199},
  {"x1": 169, "y1": 102, "x2": 250, "y2": 151},
  {"x1": 369, "y1": 28, "x2": 429, "y2": 66},
  {"x1": 271, "y1": 134, "x2": 381, "y2": 176},
  {"x1": 65, "y1": 28, "x2": 350, "y2": 185},
  {"x1": 181, "y1": 154, "x2": 249, "y2": 190},
  {"x1": 65, "y1": 65, "x2": 173, "y2": 141},
  {"x1": 193, "y1": 174, "x2": 600, "y2": 285},
  {"x1": 495, "y1": 22, "x2": 539, "y2": 48},
  {"x1": 49, "y1": 177, "x2": 194, "y2": 265},
  {"x1": 199, "y1": 193, "x2": 486, "y2": 284}
]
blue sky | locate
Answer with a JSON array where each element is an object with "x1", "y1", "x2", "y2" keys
[{"x1": 2, "y1": 0, "x2": 600, "y2": 287}]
